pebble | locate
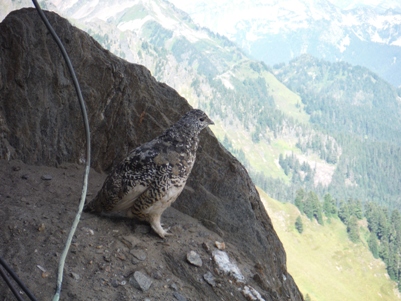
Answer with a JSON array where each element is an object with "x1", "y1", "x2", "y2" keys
[
  {"x1": 212, "y1": 250, "x2": 244, "y2": 282},
  {"x1": 120, "y1": 235, "x2": 141, "y2": 248},
  {"x1": 242, "y1": 285, "x2": 265, "y2": 301},
  {"x1": 103, "y1": 255, "x2": 111, "y2": 262},
  {"x1": 151, "y1": 269, "x2": 163, "y2": 280},
  {"x1": 111, "y1": 279, "x2": 120, "y2": 287},
  {"x1": 41, "y1": 174, "x2": 53, "y2": 180},
  {"x1": 202, "y1": 242, "x2": 211, "y2": 252},
  {"x1": 38, "y1": 223, "x2": 45, "y2": 232},
  {"x1": 81, "y1": 227, "x2": 94, "y2": 235},
  {"x1": 170, "y1": 283, "x2": 178, "y2": 291},
  {"x1": 130, "y1": 249, "x2": 147, "y2": 264},
  {"x1": 173, "y1": 292, "x2": 187, "y2": 301},
  {"x1": 21, "y1": 174, "x2": 29, "y2": 180},
  {"x1": 70, "y1": 272, "x2": 80, "y2": 280},
  {"x1": 215, "y1": 241, "x2": 226, "y2": 250},
  {"x1": 186, "y1": 250, "x2": 202, "y2": 267},
  {"x1": 111, "y1": 279, "x2": 127, "y2": 287},
  {"x1": 129, "y1": 271, "x2": 153, "y2": 291},
  {"x1": 41, "y1": 271, "x2": 50, "y2": 278},
  {"x1": 203, "y1": 271, "x2": 216, "y2": 287}
]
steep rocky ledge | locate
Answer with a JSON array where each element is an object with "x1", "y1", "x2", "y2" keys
[{"x1": 0, "y1": 8, "x2": 302, "y2": 301}]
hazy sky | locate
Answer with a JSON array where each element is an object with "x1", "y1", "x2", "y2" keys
[{"x1": 169, "y1": 0, "x2": 400, "y2": 11}]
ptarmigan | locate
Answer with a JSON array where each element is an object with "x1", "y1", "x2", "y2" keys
[{"x1": 84, "y1": 109, "x2": 214, "y2": 238}]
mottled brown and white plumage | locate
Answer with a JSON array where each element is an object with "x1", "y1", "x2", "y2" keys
[{"x1": 84, "y1": 109, "x2": 214, "y2": 238}]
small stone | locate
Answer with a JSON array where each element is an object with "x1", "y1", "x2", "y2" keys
[
  {"x1": 170, "y1": 283, "x2": 178, "y2": 291},
  {"x1": 41, "y1": 271, "x2": 50, "y2": 278},
  {"x1": 242, "y1": 285, "x2": 265, "y2": 301},
  {"x1": 212, "y1": 250, "x2": 244, "y2": 282},
  {"x1": 151, "y1": 269, "x2": 163, "y2": 280},
  {"x1": 129, "y1": 271, "x2": 153, "y2": 291},
  {"x1": 120, "y1": 235, "x2": 141, "y2": 248},
  {"x1": 70, "y1": 272, "x2": 80, "y2": 280},
  {"x1": 130, "y1": 249, "x2": 147, "y2": 262},
  {"x1": 12, "y1": 166, "x2": 21, "y2": 171},
  {"x1": 81, "y1": 227, "x2": 94, "y2": 235},
  {"x1": 103, "y1": 255, "x2": 111, "y2": 262},
  {"x1": 215, "y1": 241, "x2": 226, "y2": 250},
  {"x1": 116, "y1": 253, "x2": 126, "y2": 261},
  {"x1": 41, "y1": 174, "x2": 53, "y2": 181},
  {"x1": 186, "y1": 250, "x2": 202, "y2": 267},
  {"x1": 130, "y1": 249, "x2": 147, "y2": 264},
  {"x1": 21, "y1": 174, "x2": 29, "y2": 180},
  {"x1": 202, "y1": 242, "x2": 211, "y2": 252},
  {"x1": 38, "y1": 223, "x2": 45, "y2": 232},
  {"x1": 203, "y1": 271, "x2": 216, "y2": 287},
  {"x1": 111, "y1": 279, "x2": 119, "y2": 287},
  {"x1": 173, "y1": 292, "x2": 187, "y2": 301}
]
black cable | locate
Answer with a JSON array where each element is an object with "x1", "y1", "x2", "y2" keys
[
  {"x1": 0, "y1": 265, "x2": 24, "y2": 301},
  {"x1": 30, "y1": 1, "x2": 92, "y2": 300},
  {"x1": 0, "y1": 256, "x2": 38, "y2": 301}
]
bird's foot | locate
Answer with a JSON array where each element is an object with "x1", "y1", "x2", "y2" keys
[{"x1": 151, "y1": 223, "x2": 172, "y2": 239}]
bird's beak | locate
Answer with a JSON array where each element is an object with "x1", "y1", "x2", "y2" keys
[{"x1": 207, "y1": 117, "x2": 214, "y2": 125}]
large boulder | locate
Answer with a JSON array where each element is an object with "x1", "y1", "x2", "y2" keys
[{"x1": 0, "y1": 8, "x2": 302, "y2": 300}]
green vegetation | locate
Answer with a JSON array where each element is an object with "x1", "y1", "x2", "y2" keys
[
  {"x1": 292, "y1": 187, "x2": 401, "y2": 292},
  {"x1": 259, "y1": 189, "x2": 400, "y2": 301},
  {"x1": 295, "y1": 216, "x2": 303, "y2": 234}
]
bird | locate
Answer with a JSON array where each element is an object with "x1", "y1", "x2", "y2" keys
[{"x1": 84, "y1": 109, "x2": 214, "y2": 238}]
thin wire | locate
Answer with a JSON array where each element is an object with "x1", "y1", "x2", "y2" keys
[
  {"x1": 31, "y1": 1, "x2": 91, "y2": 301},
  {"x1": 0, "y1": 266, "x2": 25, "y2": 301},
  {"x1": 0, "y1": 256, "x2": 39, "y2": 301}
]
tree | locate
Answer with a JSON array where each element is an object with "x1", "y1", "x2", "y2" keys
[
  {"x1": 338, "y1": 200, "x2": 350, "y2": 224},
  {"x1": 377, "y1": 209, "x2": 389, "y2": 241},
  {"x1": 295, "y1": 216, "x2": 304, "y2": 234},
  {"x1": 347, "y1": 216, "x2": 360, "y2": 243},
  {"x1": 311, "y1": 192, "x2": 324, "y2": 225},
  {"x1": 323, "y1": 193, "x2": 336, "y2": 218},
  {"x1": 368, "y1": 232, "x2": 379, "y2": 258},
  {"x1": 349, "y1": 199, "x2": 363, "y2": 219},
  {"x1": 365, "y1": 201, "x2": 379, "y2": 233},
  {"x1": 294, "y1": 189, "x2": 305, "y2": 213},
  {"x1": 379, "y1": 240, "x2": 389, "y2": 263},
  {"x1": 304, "y1": 192, "x2": 315, "y2": 220}
]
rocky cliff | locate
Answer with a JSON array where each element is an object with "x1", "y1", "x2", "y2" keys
[{"x1": 0, "y1": 8, "x2": 303, "y2": 301}]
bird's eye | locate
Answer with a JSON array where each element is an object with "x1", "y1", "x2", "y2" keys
[{"x1": 199, "y1": 117, "x2": 205, "y2": 122}]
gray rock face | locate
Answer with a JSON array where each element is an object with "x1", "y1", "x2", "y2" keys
[{"x1": 0, "y1": 8, "x2": 302, "y2": 300}]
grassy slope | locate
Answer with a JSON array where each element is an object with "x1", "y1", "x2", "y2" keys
[{"x1": 258, "y1": 188, "x2": 401, "y2": 301}]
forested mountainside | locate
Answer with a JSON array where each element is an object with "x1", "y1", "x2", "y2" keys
[
  {"x1": 271, "y1": 55, "x2": 401, "y2": 208},
  {"x1": 274, "y1": 55, "x2": 401, "y2": 143}
]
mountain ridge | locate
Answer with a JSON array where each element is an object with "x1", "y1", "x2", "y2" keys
[{"x1": 169, "y1": 0, "x2": 401, "y2": 87}]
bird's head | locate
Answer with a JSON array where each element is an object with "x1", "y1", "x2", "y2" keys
[{"x1": 178, "y1": 109, "x2": 214, "y2": 135}]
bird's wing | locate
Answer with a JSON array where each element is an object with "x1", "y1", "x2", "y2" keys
[{"x1": 106, "y1": 141, "x2": 164, "y2": 212}]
